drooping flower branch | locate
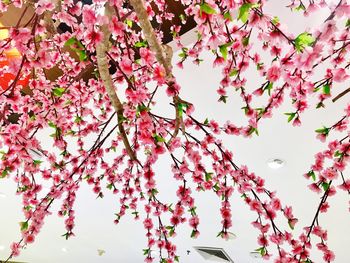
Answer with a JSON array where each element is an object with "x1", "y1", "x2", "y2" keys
[{"x1": 0, "y1": 0, "x2": 349, "y2": 262}]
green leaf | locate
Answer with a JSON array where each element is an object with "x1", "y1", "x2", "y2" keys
[
  {"x1": 242, "y1": 36, "x2": 250, "y2": 47},
  {"x1": 190, "y1": 229, "x2": 198, "y2": 238},
  {"x1": 238, "y1": 3, "x2": 253, "y2": 23},
  {"x1": 248, "y1": 126, "x2": 259, "y2": 136},
  {"x1": 218, "y1": 95, "x2": 228, "y2": 103},
  {"x1": 200, "y1": 3, "x2": 217, "y2": 15},
  {"x1": 223, "y1": 11, "x2": 232, "y2": 21},
  {"x1": 307, "y1": 170, "x2": 316, "y2": 181},
  {"x1": 294, "y1": 3, "x2": 306, "y2": 11},
  {"x1": 284, "y1": 112, "x2": 296, "y2": 123},
  {"x1": 143, "y1": 248, "x2": 150, "y2": 255},
  {"x1": 64, "y1": 37, "x2": 87, "y2": 61},
  {"x1": 1, "y1": 166, "x2": 11, "y2": 178},
  {"x1": 135, "y1": 41, "x2": 148, "y2": 48},
  {"x1": 20, "y1": 221, "x2": 29, "y2": 231},
  {"x1": 64, "y1": 37, "x2": 77, "y2": 47},
  {"x1": 241, "y1": 193, "x2": 247, "y2": 199},
  {"x1": 288, "y1": 219, "x2": 296, "y2": 230},
  {"x1": 205, "y1": 172, "x2": 213, "y2": 182},
  {"x1": 125, "y1": 19, "x2": 133, "y2": 28},
  {"x1": 271, "y1": 16, "x2": 280, "y2": 25},
  {"x1": 257, "y1": 62, "x2": 264, "y2": 70},
  {"x1": 52, "y1": 87, "x2": 65, "y2": 97},
  {"x1": 24, "y1": 205, "x2": 33, "y2": 211},
  {"x1": 323, "y1": 84, "x2": 330, "y2": 95},
  {"x1": 136, "y1": 104, "x2": 150, "y2": 117},
  {"x1": 151, "y1": 188, "x2": 158, "y2": 196},
  {"x1": 256, "y1": 107, "x2": 266, "y2": 118},
  {"x1": 74, "y1": 115, "x2": 83, "y2": 123},
  {"x1": 255, "y1": 247, "x2": 267, "y2": 256},
  {"x1": 294, "y1": 32, "x2": 315, "y2": 52},
  {"x1": 219, "y1": 43, "x2": 232, "y2": 60},
  {"x1": 334, "y1": 150, "x2": 344, "y2": 158},
  {"x1": 174, "y1": 256, "x2": 180, "y2": 262},
  {"x1": 321, "y1": 182, "x2": 329, "y2": 192},
  {"x1": 204, "y1": 118, "x2": 209, "y2": 125},
  {"x1": 346, "y1": 19, "x2": 350, "y2": 28},
  {"x1": 229, "y1": 69, "x2": 238, "y2": 77},
  {"x1": 265, "y1": 82, "x2": 273, "y2": 95},
  {"x1": 313, "y1": 86, "x2": 321, "y2": 92},
  {"x1": 48, "y1": 121, "x2": 56, "y2": 128},
  {"x1": 315, "y1": 126, "x2": 330, "y2": 135},
  {"x1": 33, "y1": 159, "x2": 43, "y2": 166},
  {"x1": 177, "y1": 103, "x2": 188, "y2": 117},
  {"x1": 188, "y1": 206, "x2": 197, "y2": 216},
  {"x1": 153, "y1": 134, "x2": 165, "y2": 143},
  {"x1": 179, "y1": 14, "x2": 186, "y2": 22},
  {"x1": 169, "y1": 227, "x2": 175, "y2": 237},
  {"x1": 76, "y1": 50, "x2": 88, "y2": 61},
  {"x1": 213, "y1": 183, "x2": 220, "y2": 192},
  {"x1": 316, "y1": 102, "x2": 324, "y2": 109}
]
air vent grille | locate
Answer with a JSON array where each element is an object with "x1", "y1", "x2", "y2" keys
[{"x1": 194, "y1": 246, "x2": 234, "y2": 262}]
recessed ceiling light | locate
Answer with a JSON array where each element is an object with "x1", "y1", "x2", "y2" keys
[
  {"x1": 0, "y1": 245, "x2": 5, "y2": 251},
  {"x1": 61, "y1": 247, "x2": 68, "y2": 253},
  {"x1": 0, "y1": 192, "x2": 6, "y2": 198},
  {"x1": 267, "y1": 158, "x2": 285, "y2": 169}
]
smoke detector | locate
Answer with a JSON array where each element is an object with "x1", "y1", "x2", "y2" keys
[{"x1": 194, "y1": 247, "x2": 234, "y2": 262}]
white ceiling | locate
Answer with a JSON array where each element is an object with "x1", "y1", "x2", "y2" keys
[{"x1": 1, "y1": 1, "x2": 350, "y2": 263}]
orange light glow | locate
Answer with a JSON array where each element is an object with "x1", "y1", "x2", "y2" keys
[{"x1": 0, "y1": 22, "x2": 29, "y2": 90}]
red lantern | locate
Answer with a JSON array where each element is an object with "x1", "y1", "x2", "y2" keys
[
  {"x1": 0, "y1": 23, "x2": 30, "y2": 91},
  {"x1": 0, "y1": 56, "x2": 30, "y2": 91}
]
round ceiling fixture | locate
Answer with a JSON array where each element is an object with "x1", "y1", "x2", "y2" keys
[
  {"x1": 267, "y1": 158, "x2": 285, "y2": 169},
  {"x1": 0, "y1": 245, "x2": 5, "y2": 251},
  {"x1": 61, "y1": 247, "x2": 68, "y2": 253}
]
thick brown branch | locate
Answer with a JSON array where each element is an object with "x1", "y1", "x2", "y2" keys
[
  {"x1": 129, "y1": 0, "x2": 183, "y2": 141},
  {"x1": 96, "y1": 4, "x2": 137, "y2": 161},
  {"x1": 129, "y1": 0, "x2": 172, "y2": 75}
]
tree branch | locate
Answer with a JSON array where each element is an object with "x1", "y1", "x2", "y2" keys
[
  {"x1": 332, "y1": 87, "x2": 350, "y2": 102},
  {"x1": 129, "y1": 0, "x2": 183, "y2": 141},
  {"x1": 96, "y1": 4, "x2": 137, "y2": 161}
]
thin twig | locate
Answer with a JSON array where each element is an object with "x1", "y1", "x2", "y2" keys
[{"x1": 332, "y1": 87, "x2": 350, "y2": 102}]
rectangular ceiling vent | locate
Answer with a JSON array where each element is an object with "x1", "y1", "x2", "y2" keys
[{"x1": 194, "y1": 246, "x2": 234, "y2": 262}]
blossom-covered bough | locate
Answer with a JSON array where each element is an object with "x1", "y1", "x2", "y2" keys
[{"x1": 0, "y1": 0, "x2": 349, "y2": 262}]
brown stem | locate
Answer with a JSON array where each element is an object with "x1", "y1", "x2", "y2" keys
[
  {"x1": 96, "y1": 4, "x2": 137, "y2": 161},
  {"x1": 332, "y1": 87, "x2": 350, "y2": 102}
]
